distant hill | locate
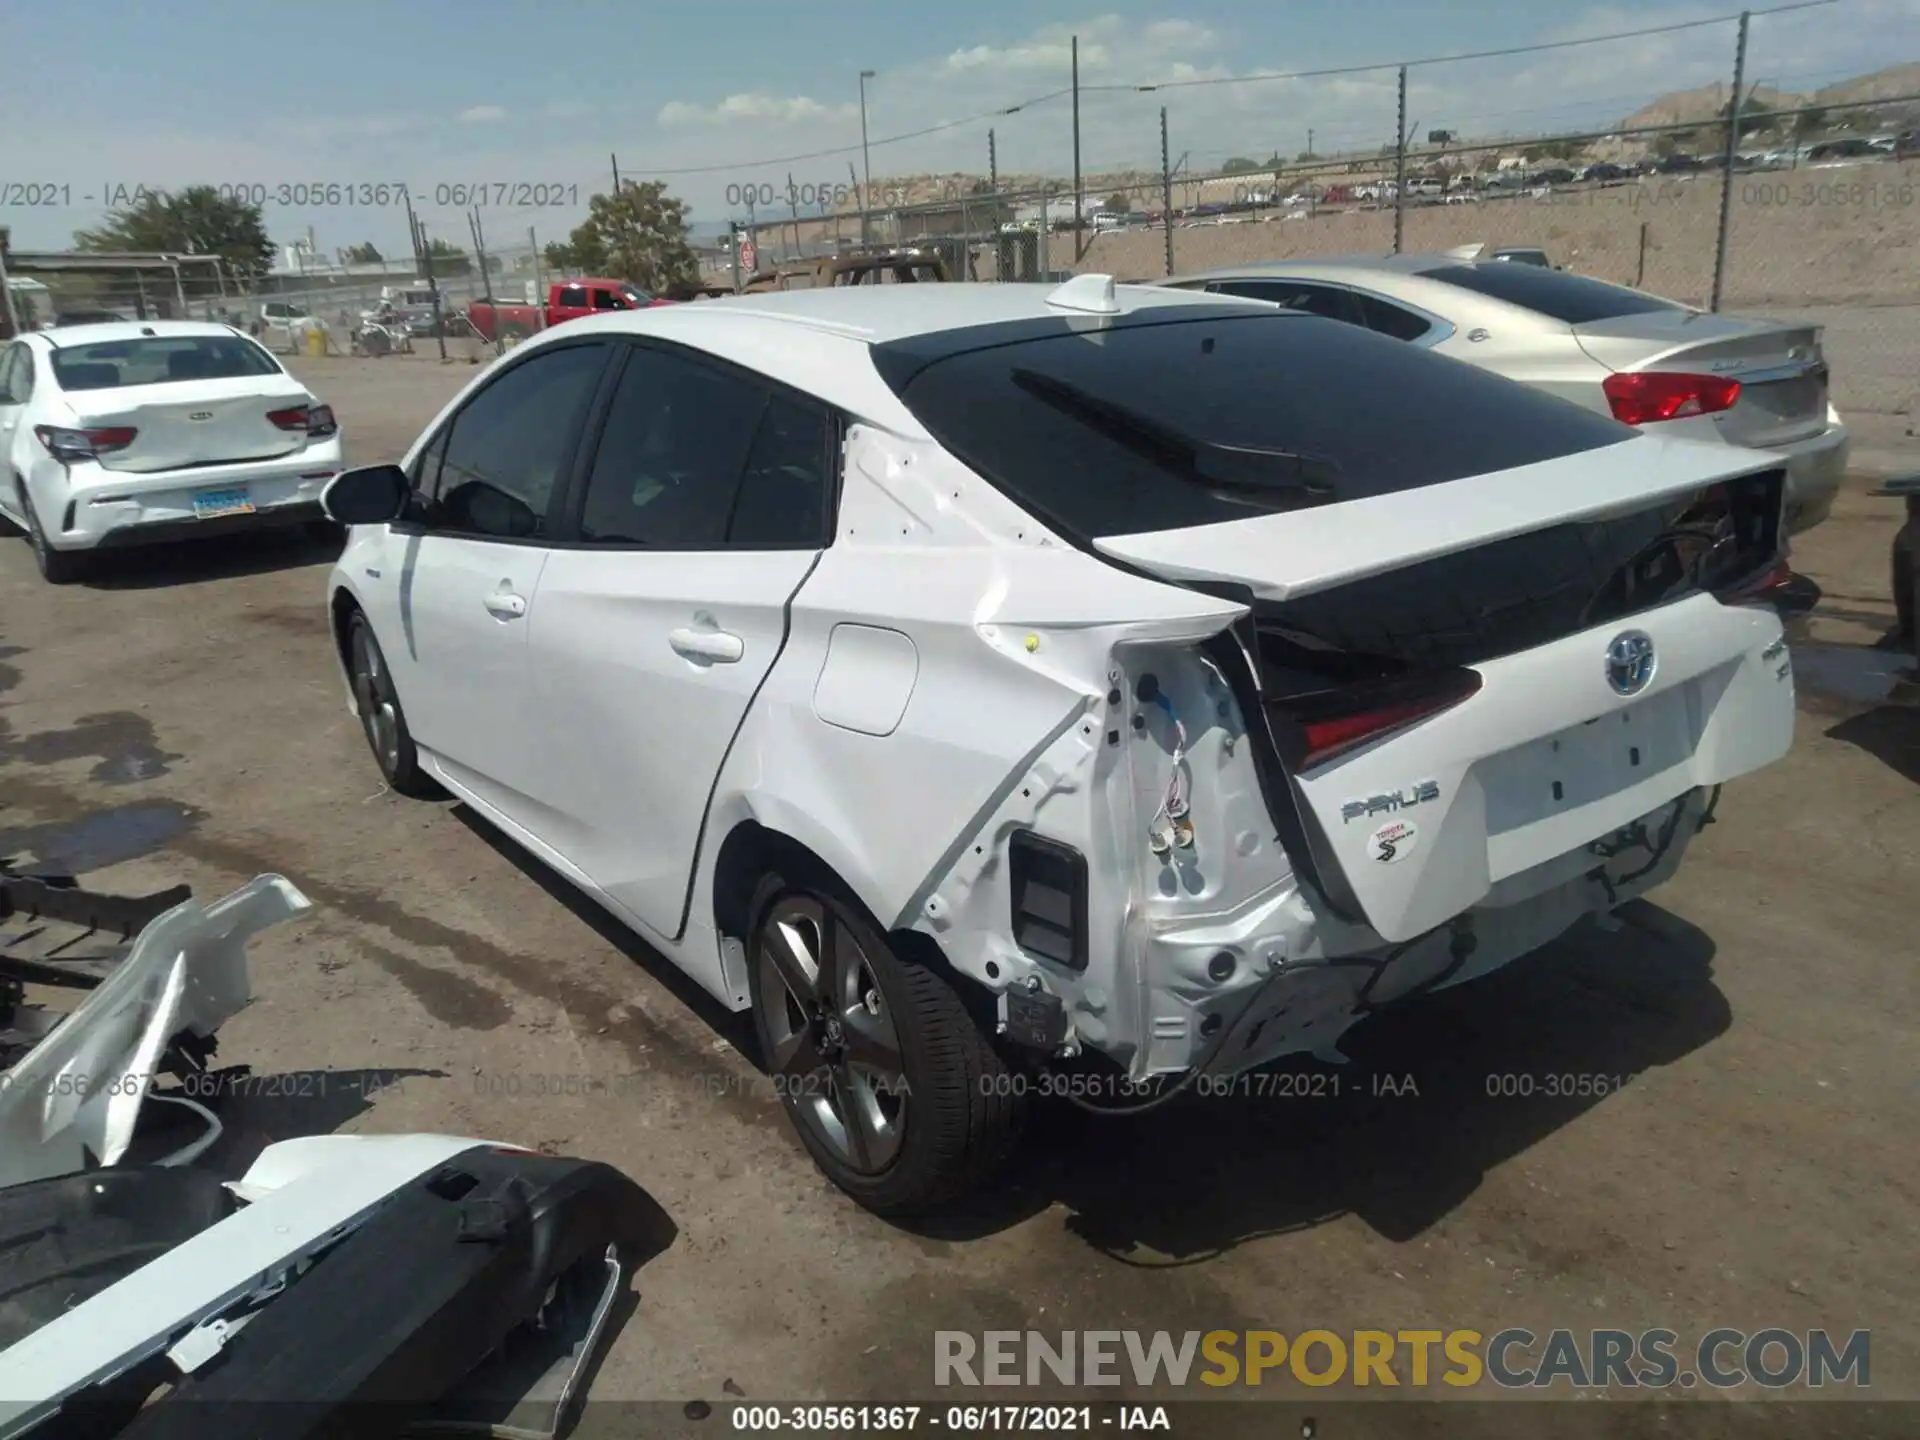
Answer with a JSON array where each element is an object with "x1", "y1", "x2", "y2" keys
[{"x1": 1620, "y1": 62, "x2": 1920, "y2": 131}]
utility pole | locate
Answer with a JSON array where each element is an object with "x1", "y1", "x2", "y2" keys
[
  {"x1": 0, "y1": 228, "x2": 20, "y2": 337},
  {"x1": 413, "y1": 218, "x2": 449, "y2": 361},
  {"x1": 1308, "y1": 127, "x2": 1315, "y2": 157},
  {"x1": 1071, "y1": 35, "x2": 1084, "y2": 262},
  {"x1": 611, "y1": 153, "x2": 622, "y2": 192},
  {"x1": 469, "y1": 207, "x2": 500, "y2": 356},
  {"x1": 528, "y1": 226, "x2": 544, "y2": 330},
  {"x1": 846, "y1": 161, "x2": 862, "y2": 250},
  {"x1": 1393, "y1": 66, "x2": 1408, "y2": 255},
  {"x1": 1710, "y1": 11, "x2": 1750, "y2": 314},
  {"x1": 858, "y1": 69, "x2": 876, "y2": 246},
  {"x1": 989, "y1": 129, "x2": 998, "y2": 193},
  {"x1": 1160, "y1": 107, "x2": 1174, "y2": 278}
]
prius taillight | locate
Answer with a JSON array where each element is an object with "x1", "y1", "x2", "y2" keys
[
  {"x1": 1273, "y1": 670, "x2": 1483, "y2": 771},
  {"x1": 1602, "y1": 371, "x2": 1741, "y2": 425}
]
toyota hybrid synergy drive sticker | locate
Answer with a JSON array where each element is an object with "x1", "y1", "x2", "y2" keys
[{"x1": 1368, "y1": 820, "x2": 1419, "y2": 864}]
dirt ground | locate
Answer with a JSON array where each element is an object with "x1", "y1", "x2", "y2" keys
[{"x1": 1, "y1": 351, "x2": 1916, "y2": 1433}]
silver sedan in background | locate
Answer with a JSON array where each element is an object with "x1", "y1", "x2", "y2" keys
[{"x1": 1159, "y1": 248, "x2": 1848, "y2": 535}]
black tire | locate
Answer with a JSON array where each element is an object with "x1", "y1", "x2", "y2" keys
[
  {"x1": 304, "y1": 518, "x2": 347, "y2": 547},
  {"x1": 1893, "y1": 532, "x2": 1914, "y2": 644},
  {"x1": 345, "y1": 612, "x2": 440, "y2": 798},
  {"x1": 746, "y1": 869, "x2": 1026, "y2": 1216},
  {"x1": 18, "y1": 484, "x2": 87, "y2": 585}
]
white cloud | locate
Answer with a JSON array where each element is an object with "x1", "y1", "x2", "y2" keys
[
  {"x1": 1141, "y1": 20, "x2": 1216, "y2": 51},
  {"x1": 657, "y1": 93, "x2": 859, "y2": 127},
  {"x1": 459, "y1": 105, "x2": 507, "y2": 124},
  {"x1": 944, "y1": 38, "x2": 1110, "y2": 73}
]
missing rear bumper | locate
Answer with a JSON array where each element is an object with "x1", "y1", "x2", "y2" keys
[{"x1": 90, "y1": 500, "x2": 327, "y2": 549}]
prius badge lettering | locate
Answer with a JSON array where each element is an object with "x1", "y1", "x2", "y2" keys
[
  {"x1": 1341, "y1": 780, "x2": 1440, "y2": 825},
  {"x1": 187, "y1": 411, "x2": 214, "y2": 421},
  {"x1": 1605, "y1": 630, "x2": 1657, "y2": 697}
]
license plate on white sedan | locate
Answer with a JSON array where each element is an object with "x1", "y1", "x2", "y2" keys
[{"x1": 192, "y1": 488, "x2": 254, "y2": 518}]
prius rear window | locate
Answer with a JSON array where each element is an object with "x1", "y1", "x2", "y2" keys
[{"x1": 870, "y1": 309, "x2": 1633, "y2": 541}]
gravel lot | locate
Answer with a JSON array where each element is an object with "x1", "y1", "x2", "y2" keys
[{"x1": 1, "y1": 351, "x2": 1915, "y2": 1432}]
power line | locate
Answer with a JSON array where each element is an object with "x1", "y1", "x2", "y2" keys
[
  {"x1": 1090, "y1": 0, "x2": 1842, "y2": 94},
  {"x1": 639, "y1": 89, "x2": 1077, "y2": 177}
]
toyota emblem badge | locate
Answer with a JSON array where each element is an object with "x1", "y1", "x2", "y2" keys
[{"x1": 1605, "y1": 630, "x2": 1657, "y2": 697}]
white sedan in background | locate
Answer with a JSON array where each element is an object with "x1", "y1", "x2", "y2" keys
[
  {"x1": 1160, "y1": 250, "x2": 1850, "y2": 535},
  {"x1": 0, "y1": 320, "x2": 343, "y2": 582}
]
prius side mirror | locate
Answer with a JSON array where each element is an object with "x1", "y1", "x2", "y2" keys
[{"x1": 323, "y1": 464, "x2": 408, "y2": 525}]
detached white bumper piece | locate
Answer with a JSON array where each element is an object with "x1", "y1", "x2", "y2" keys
[{"x1": 0, "y1": 874, "x2": 311, "y2": 1188}]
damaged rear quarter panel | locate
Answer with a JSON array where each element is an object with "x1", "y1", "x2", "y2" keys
[{"x1": 695, "y1": 426, "x2": 1248, "y2": 1022}]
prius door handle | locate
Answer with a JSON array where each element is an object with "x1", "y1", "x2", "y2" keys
[
  {"x1": 669, "y1": 627, "x2": 744, "y2": 663},
  {"x1": 484, "y1": 591, "x2": 527, "y2": 620}
]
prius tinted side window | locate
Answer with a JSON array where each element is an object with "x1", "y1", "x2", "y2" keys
[
  {"x1": 727, "y1": 393, "x2": 834, "y2": 547},
  {"x1": 577, "y1": 348, "x2": 765, "y2": 547},
  {"x1": 433, "y1": 342, "x2": 608, "y2": 540}
]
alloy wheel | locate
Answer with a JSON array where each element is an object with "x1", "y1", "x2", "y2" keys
[
  {"x1": 351, "y1": 627, "x2": 401, "y2": 776},
  {"x1": 755, "y1": 893, "x2": 910, "y2": 1175}
]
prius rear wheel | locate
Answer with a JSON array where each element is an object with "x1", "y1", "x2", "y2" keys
[{"x1": 747, "y1": 870, "x2": 1026, "y2": 1216}]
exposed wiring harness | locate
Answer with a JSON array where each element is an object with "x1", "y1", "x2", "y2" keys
[
  {"x1": 1144, "y1": 689, "x2": 1191, "y2": 849},
  {"x1": 1589, "y1": 786, "x2": 1716, "y2": 906}
]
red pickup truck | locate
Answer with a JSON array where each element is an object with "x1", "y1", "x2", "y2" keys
[{"x1": 466, "y1": 277, "x2": 672, "y2": 344}]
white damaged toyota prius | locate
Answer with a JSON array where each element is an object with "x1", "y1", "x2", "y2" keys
[{"x1": 321, "y1": 276, "x2": 1797, "y2": 1215}]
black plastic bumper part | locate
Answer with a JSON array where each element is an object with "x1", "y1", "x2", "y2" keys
[{"x1": 84, "y1": 1145, "x2": 674, "y2": 1440}]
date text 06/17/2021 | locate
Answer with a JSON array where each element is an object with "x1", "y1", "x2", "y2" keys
[
  {"x1": 0, "y1": 181, "x2": 582, "y2": 210},
  {"x1": 0, "y1": 1068, "x2": 418, "y2": 1100}
]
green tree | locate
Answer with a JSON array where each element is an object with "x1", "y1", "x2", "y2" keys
[
  {"x1": 419, "y1": 237, "x2": 470, "y2": 276},
  {"x1": 74, "y1": 185, "x2": 273, "y2": 281},
  {"x1": 1295, "y1": 149, "x2": 1320, "y2": 161},
  {"x1": 1219, "y1": 156, "x2": 1260, "y2": 174},
  {"x1": 346, "y1": 242, "x2": 383, "y2": 263},
  {"x1": 967, "y1": 177, "x2": 995, "y2": 196},
  {"x1": 542, "y1": 241, "x2": 578, "y2": 272},
  {"x1": 1103, "y1": 191, "x2": 1131, "y2": 212},
  {"x1": 554, "y1": 181, "x2": 699, "y2": 292}
]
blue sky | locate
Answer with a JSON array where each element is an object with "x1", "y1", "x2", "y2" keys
[{"x1": 4, "y1": 0, "x2": 1916, "y2": 257}]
